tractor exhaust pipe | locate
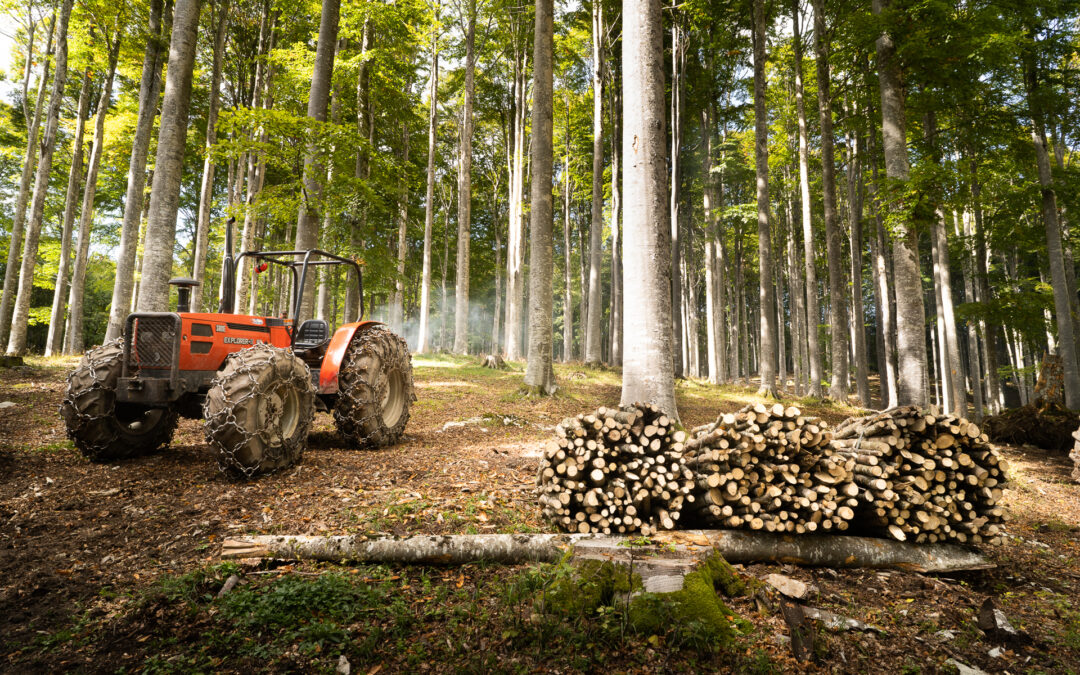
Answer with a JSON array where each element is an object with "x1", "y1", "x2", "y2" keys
[{"x1": 219, "y1": 217, "x2": 236, "y2": 314}]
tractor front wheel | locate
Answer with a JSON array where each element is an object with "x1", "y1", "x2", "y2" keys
[
  {"x1": 61, "y1": 339, "x2": 178, "y2": 461},
  {"x1": 333, "y1": 326, "x2": 415, "y2": 448},
  {"x1": 204, "y1": 344, "x2": 316, "y2": 478}
]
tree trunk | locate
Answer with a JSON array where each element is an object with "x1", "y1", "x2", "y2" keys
[
  {"x1": 563, "y1": 142, "x2": 573, "y2": 362},
  {"x1": 787, "y1": 181, "x2": 805, "y2": 396},
  {"x1": 291, "y1": 0, "x2": 340, "y2": 321},
  {"x1": 703, "y1": 100, "x2": 723, "y2": 385},
  {"x1": 791, "y1": 1, "x2": 820, "y2": 398},
  {"x1": 845, "y1": 117, "x2": 871, "y2": 407},
  {"x1": 958, "y1": 210, "x2": 985, "y2": 418},
  {"x1": 873, "y1": 0, "x2": 927, "y2": 406},
  {"x1": 813, "y1": 0, "x2": 849, "y2": 402},
  {"x1": 44, "y1": 67, "x2": 91, "y2": 356},
  {"x1": 584, "y1": 0, "x2": 604, "y2": 365},
  {"x1": 1026, "y1": 57, "x2": 1080, "y2": 409},
  {"x1": 608, "y1": 77, "x2": 623, "y2": 366},
  {"x1": 524, "y1": 0, "x2": 557, "y2": 395},
  {"x1": 751, "y1": 0, "x2": 777, "y2": 397},
  {"x1": 222, "y1": 531, "x2": 990, "y2": 573},
  {"x1": 344, "y1": 19, "x2": 373, "y2": 323},
  {"x1": 135, "y1": 0, "x2": 204, "y2": 312},
  {"x1": 453, "y1": 1, "x2": 476, "y2": 354},
  {"x1": 190, "y1": 0, "x2": 231, "y2": 313},
  {"x1": 867, "y1": 118, "x2": 898, "y2": 408},
  {"x1": 620, "y1": 0, "x2": 676, "y2": 417},
  {"x1": 391, "y1": 119, "x2": 410, "y2": 334},
  {"x1": 669, "y1": 21, "x2": 685, "y2": 379},
  {"x1": 0, "y1": 13, "x2": 54, "y2": 348},
  {"x1": 6, "y1": 0, "x2": 72, "y2": 356},
  {"x1": 969, "y1": 160, "x2": 1000, "y2": 413},
  {"x1": 418, "y1": 26, "x2": 439, "y2": 353},
  {"x1": 492, "y1": 189, "x2": 503, "y2": 353},
  {"x1": 504, "y1": 35, "x2": 528, "y2": 360},
  {"x1": 64, "y1": 35, "x2": 120, "y2": 355}
]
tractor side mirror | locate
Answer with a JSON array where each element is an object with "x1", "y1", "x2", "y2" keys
[{"x1": 169, "y1": 278, "x2": 201, "y2": 313}]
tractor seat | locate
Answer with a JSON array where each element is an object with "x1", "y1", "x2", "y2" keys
[{"x1": 294, "y1": 319, "x2": 330, "y2": 354}]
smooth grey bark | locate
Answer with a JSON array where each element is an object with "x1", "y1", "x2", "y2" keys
[
  {"x1": 619, "y1": 0, "x2": 676, "y2": 417},
  {"x1": 0, "y1": 12, "x2": 53, "y2": 348},
  {"x1": 390, "y1": 119, "x2": 410, "y2": 334},
  {"x1": 791, "y1": 1, "x2": 821, "y2": 397},
  {"x1": 873, "y1": 0, "x2": 927, "y2": 406},
  {"x1": 6, "y1": 0, "x2": 72, "y2": 356},
  {"x1": 584, "y1": 0, "x2": 604, "y2": 365},
  {"x1": 668, "y1": 20, "x2": 685, "y2": 379},
  {"x1": 18, "y1": 9, "x2": 35, "y2": 122},
  {"x1": 504, "y1": 35, "x2": 528, "y2": 360},
  {"x1": 292, "y1": 0, "x2": 340, "y2": 321},
  {"x1": 241, "y1": 5, "x2": 278, "y2": 316},
  {"x1": 64, "y1": 35, "x2": 120, "y2": 355},
  {"x1": 608, "y1": 76, "x2": 622, "y2": 366},
  {"x1": 135, "y1": 0, "x2": 204, "y2": 312},
  {"x1": 703, "y1": 98, "x2": 724, "y2": 385},
  {"x1": 190, "y1": 0, "x2": 231, "y2": 312},
  {"x1": 44, "y1": 67, "x2": 91, "y2": 356},
  {"x1": 812, "y1": 0, "x2": 849, "y2": 401},
  {"x1": 524, "y1": 0, "x2": 556, "y2": 394},
  {"x1": 453, "y1": 1, "x2": 476, "y2": 354},
  {"x1": 957, "y1": 210, "x2": 985, "y2": 419},
  {"x1": 867, "y1": 119, "x2": 898, "y2": 408},
  {"x1": 751, "y1": 0, "x2": 777, "y2": 397},
  {"x1": 969, "y1": 159, "x2": 1000, "y2": 413},
  {"x1": 923, "y1": 113, "x2": 964, "y2": 414},
  {"x1": 418, "y1": 25, "x2": 439, "y2": 353},
  {"x1": 492, "y1": 188, "x2": 502, "y2": 353},
  {"x1": 1026, "y1": 55, "x2": 1080, "y2": 408},
  {"x1": 345, "y1": 18, "x2": 372, "y2": 323},
  {"x1": 845, "y1": 120, "x2": 871, "y2": 407},
  {"x1": 562, "y1": 109, "x2": 573, "y2": 362},
  {"x1": 786, "y1": 177, "x2": 805, "y2": 396}
]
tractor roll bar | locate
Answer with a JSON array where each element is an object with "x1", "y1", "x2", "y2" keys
[{"x1": 233, "y1": 249, "x2": 364, "y2": 327}]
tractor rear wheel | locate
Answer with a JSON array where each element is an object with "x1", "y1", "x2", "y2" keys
[
  {"x1": 333, "y1": 326, "x2": 415, "y2": 448},
  {"x1": 61, "y1": 339, "x2": 178, "y2": 461},
  {"x1": 204, "y1": 344, "x2": 316, "y2": 478}
]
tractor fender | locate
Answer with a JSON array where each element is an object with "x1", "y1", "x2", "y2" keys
[{"x1": 318, "y1": 321, "x2": 384, "y2": 394}]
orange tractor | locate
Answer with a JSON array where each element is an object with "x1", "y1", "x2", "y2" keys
[{"x1": 61, "y1": 219, "x2": 414, "y2": 477}]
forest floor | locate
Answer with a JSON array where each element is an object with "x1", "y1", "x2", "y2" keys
[{"x1": 1, "y1": 354, "x2": 1079, "y2": 674}]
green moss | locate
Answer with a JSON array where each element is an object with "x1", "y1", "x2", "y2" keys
[
  {"x1": 627, "y1": 553, "x2": 749, "y2": 646},
  {"x1": 540, "y1": 559, "x2": 639, "y2": 617}
]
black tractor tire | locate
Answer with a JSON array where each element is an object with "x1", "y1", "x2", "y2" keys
[
  {"x1": 60, "y1": 339, "x2": 179, "y2": 461},
  {"x1": 333, "y1": 325, "x2": 415, "y2": 448},
  {"x1": 204, "y1": 344, "x2": 316, "y2": 478}
]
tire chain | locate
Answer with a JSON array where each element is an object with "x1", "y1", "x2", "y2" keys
[
  {"x1": 59, "y1": 338, "x2": 128, "y2": 455},
  {"x1": 334, "y1": 327, "x2": 414, "y2": 447},
  {"x1": 204, "y1": 343, "x2": 316, "y2": 479}
]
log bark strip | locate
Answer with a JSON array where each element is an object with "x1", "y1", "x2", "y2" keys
[{"x1": 221, "y1": 529, "x2": 992, "y2": 572}]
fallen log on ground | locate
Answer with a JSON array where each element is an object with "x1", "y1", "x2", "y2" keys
[{"x1": 220, "y1": 529, "x2": 992, "y2": 572}]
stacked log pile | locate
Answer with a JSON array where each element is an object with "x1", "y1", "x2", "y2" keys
[
  {"x1": 536, "y1": 403, "x2": 695, "y2": 535},
  {"x1": 680, "y1": 404, "x2": 857, "y2": 534},
  {"x1": 833, "y1": 406, "x2": 1007, "y2": 545},
  {"x1": 537, "y1": 404, "x2": 1009, "y2": 547}
]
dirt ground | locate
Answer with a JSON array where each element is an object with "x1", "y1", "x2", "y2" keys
[{"x1": 2, "y1": 354, "x2": 1079, "y2": 673}]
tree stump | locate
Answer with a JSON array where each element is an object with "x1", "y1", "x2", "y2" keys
[
  {"x1": 480, "y1": 354, "x2": 506, "y2": 369},
  {"x1": 1035, "y1": 352, "x2": 1064, "y2": 405},
  {"x1": 1071, "y1": 427, "x2": 1080, "y2": 484}
]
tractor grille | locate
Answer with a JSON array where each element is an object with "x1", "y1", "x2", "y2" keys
[{"x1": 126, "y1": 314, "x2": 180, "y2": 370}]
